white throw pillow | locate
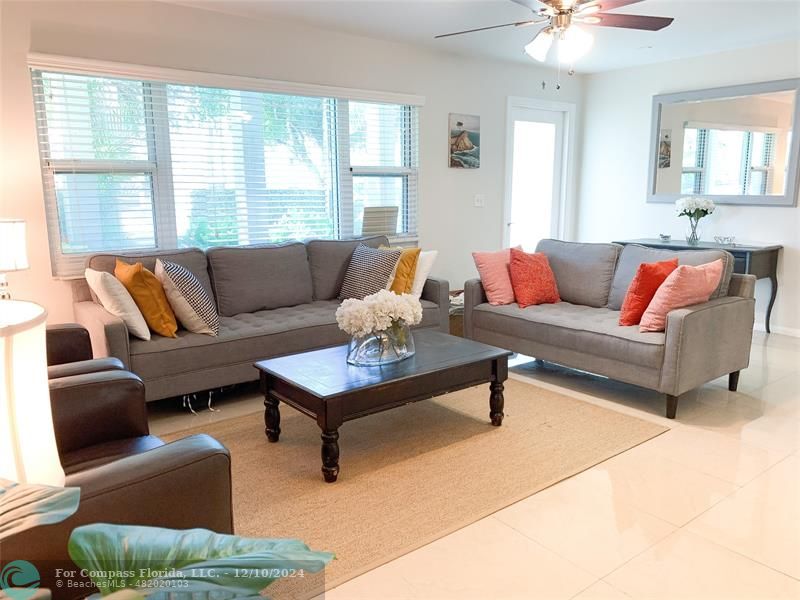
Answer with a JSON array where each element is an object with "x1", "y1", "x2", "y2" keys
[
  {"x1": 410, "y1": 250, "x2": 438, "y2": 298},
  {"x1": 155, "y1": 259, "x2": 220, "y2": 336},
  {"x1": 84, "y1": 268, "x2": 151, "y2": 341}
]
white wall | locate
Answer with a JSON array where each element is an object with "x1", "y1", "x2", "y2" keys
[
  {"x1": 577, "y1": 40, "x2": 800, "y2": 335},
  {"x1": 0, "y1": 0, "x2": 583, "y2": 323}
]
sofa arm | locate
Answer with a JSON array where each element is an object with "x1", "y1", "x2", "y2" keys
[
  {"x1": 74, "y1": 300, "x2": 131, "y2": 368},
  {"x1": 0, "y1": 435, "x2": 233, "y2": 598},
  {"x1": 463, "y1": 278, "x2": 487, "y2": 339},
  {"x1": 49, "y1": 370, "x2": 149, "y2": 455},
  {"x1": 661, "y1": 296, "x2": 755, "y2": 396},
  {"x1": 48, "y1": 357, "x2": 125, "y2": 380},
  {"x1": 421, "y1": 276, "x2": 450, "y2": 332},
  {"x1": 728, "y1": 273, "x2": 757, "y2": 299},
  {"x1": 46, "y1": 323, "x2": 93, "y2": 366}
]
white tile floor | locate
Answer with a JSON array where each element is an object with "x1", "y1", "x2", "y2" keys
[{"x1": 149, "y1": 331, "x2": 800, "y2": 599}]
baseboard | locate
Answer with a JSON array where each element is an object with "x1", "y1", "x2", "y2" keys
[{"x1": 753, "y1": 322, "x2": 800, "y2": 338}]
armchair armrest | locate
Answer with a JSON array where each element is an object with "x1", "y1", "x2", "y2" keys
[
  {"x1": 73, "y1": 300, "x2": 131, "y2": 368},
  {"x1": 660, "y1": 296, "x2": 755, "y2": 396},
  {"x1": 46, "y1": 323, "x2": 92, "y2": 366},
  {"x1": 0, "y1": 435, "x2": 233, "y2": 597},
  {"x1": 421, "y1": 276, "x2": 450, "y2": 332},
  {"x1": 463, "y1": 278, "x2": 487, "y2": 339},
  {"x1": 49, "y1": 370, "x2": 149, "y2": 456}
]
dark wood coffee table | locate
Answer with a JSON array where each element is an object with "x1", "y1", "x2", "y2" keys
[{"x1": 254, "y1": 330, "x2": 511, "y2": 482}]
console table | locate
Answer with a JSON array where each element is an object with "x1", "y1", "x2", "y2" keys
[{"x1": 614, "y1": 239, "x2": 782, "y2": 333}]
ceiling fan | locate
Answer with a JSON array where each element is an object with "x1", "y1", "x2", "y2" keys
[{"x1": 435, "y1": 0, "x2": 674, "y2": 64}]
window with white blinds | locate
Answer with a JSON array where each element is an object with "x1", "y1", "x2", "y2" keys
[
  {"x1": 31, "y1": 69, "x2": 420, "y2": 276},
  {"x1": 681, "y1": 124, "x2": 776, "y2": 196}
]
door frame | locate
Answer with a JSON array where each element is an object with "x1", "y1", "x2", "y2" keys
[{"x1": 503, "y1": 96, "x2": 578, "y2": 247}]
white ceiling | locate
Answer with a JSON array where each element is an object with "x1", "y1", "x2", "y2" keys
[{"x1": 169, "y1": 0, "x2": 800, "y2": 73}]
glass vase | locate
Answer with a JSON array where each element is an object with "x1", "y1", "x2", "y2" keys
[
  {"x1": 685, "y1": 218, "x2": 702, "y2": 245},
  {"x1": 346, "y1": 320, "x2": 415, "y2": 366}
]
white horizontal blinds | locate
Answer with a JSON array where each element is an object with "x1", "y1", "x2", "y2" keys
[
  {"x1": 747, "y1": 131, "x2": 776, "y2": 194},
  {"x1": 166, "y1": 86, "x2": 338, "y2": 247},
  {"x1": 33, "y1": 71, "x2": 159, "y2": 275},
  {"x1": 32, "y1": 67, "x2": 420, "y2": 277},
  {"x1": 349, "y1": 101, "x2": 419, "y2": 240},
  {"x1": 680, "y1": 127, "x2": 705, "y2": 195}
]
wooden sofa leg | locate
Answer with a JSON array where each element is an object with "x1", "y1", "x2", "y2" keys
[
  {"x1": 728, "y1": 371, "x2": 740, "y2": 392},
  {"x1": 666, "y1": 394, "x2": 679, "y2": 419}
]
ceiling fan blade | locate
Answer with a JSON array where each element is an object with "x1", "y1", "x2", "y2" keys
[
  {"x1": 435, "y1": 20, "x2": 539, "y2": 39},
  {"x1": 510, "y1": 0, "x2": 542, "y2": 11},
  {"x1": 589, "y1": 0, "x2": 645, "y2": 10},
  {"x1": 591, "y1": 12, "x2": 674, "y2": 30}
]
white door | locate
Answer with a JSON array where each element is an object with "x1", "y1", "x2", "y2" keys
[{"x1": 504, "y1": 105, "x2": 567, "y2": 250}]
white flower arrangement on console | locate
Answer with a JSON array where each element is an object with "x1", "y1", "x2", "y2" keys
[
  {"x1": 676, "y1": 196, "x2": 715, "y2": 245},
  {"x1": 336, "y1": 289, "x2": 423, "y2": 366}
]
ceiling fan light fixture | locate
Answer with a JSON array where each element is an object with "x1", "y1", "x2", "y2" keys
[
  {"x1": 576, "y1": 15, "x2": 602, "y2": 23},
  {"x1": 524, "y1": 28, "x2": 554, "y2": 62},
  {"x1": 557, "y1": 25, "x2": 594, "y2": 64}
]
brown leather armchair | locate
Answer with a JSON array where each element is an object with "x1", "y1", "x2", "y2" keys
[{"x1": 0, "y1": 325, "x2": 233, "y2": 598}]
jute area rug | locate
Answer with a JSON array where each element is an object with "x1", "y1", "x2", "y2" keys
[{"x1": 166, "y1": 378, "x2": 666, "y2": 599}]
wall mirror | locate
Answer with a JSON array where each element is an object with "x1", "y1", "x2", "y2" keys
[{"x1": 647, "y1": 79, "x2": 800, "y2": 206}]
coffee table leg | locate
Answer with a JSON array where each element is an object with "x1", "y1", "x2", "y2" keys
[
  {"x1": 321, "y1": 429, "x2": 340, "y2": 483},
  {"x1": 264, "y1": 393, "x2": 281, "y2": 443},
  {"x1": 490, "y1": 381, "x2": 505, "y2": 426}
]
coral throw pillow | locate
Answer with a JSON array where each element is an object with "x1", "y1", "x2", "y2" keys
[
  {"x1": 472, "y1": 247, "x2": 519, "y2": 305},
  {"x1": 115, "y1": 259, "x2": 178, "y2": 338},
  {"x1": 639, "y1": 259, "x2": 724, "y2": 333},
  {"x1": 619, "y1": 258, "x2": 679, "y2": 326},
  {"x1": 509, "y1": 248, "x2": 560, "y2": 308}
]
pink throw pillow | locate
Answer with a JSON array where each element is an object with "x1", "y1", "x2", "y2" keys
[
  {"x1": 639, "y1": 259, "x2": 724, "y2": 332},
  {"x1": 472, "y1": 247, "x2": 519, "y2": 305}
]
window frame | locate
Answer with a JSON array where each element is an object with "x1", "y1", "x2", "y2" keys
[{"x1": 29, "y1": 59, "x2": 423, "y2": 278}]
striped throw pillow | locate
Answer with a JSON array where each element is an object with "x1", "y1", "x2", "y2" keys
[
  {"x1": 155, "y1": 259, "x2": 220, "y2": 336},
  {"x1": 338, "y1": 244, "x2": 402, "y2": 300}
]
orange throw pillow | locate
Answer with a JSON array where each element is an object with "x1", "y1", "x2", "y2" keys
[
  {"x1": 509, "y1": 248, "x2": 560, "y2": 308},
  {"x1": 640, "y1": 259, "x2": 725, "y2": 333},
  {"x1": 619, "y1": 258, "x2": 679, "y2": 326},
  {"x1": 114, "y1": 259, "x2": 178, "y2": 338}
]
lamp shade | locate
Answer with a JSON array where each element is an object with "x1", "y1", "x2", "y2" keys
[
  {"x1": 0, "y1": 219, "x2": 29, "y2": 272},
  {"x1": 0, "y1": 301, "x2": 65, "y2": 486},
  {"x1": 525, "y1": 28, "x2": 554, "y2": 62},
  {"x1": 558, "y1": 25, "x2": 594, "y2": 64}
]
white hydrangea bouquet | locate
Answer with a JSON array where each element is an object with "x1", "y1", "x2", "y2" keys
[
  {"x1": 676, "y1": 196, "x2": 715, "y2": 245},
  {"x1": 336, "y1": 289, "x2": 423, "y2": 366}
]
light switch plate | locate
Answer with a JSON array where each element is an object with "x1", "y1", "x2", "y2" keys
[{"x1": 474, "y1": 194, "x2": 485, "y2": 208}]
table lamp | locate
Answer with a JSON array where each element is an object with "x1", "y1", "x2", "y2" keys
[
  {"x1": 0, "y1": 219, "x2": 30, "y2": 300},
  {"x1": 0, "y1": 300, "x2": 65, "y2": 486}
]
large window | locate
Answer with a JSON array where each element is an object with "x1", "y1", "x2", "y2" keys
[
  {"x1": 32, "y1": 69, "x2": 419, "y2": 276},
  {"x1": 681, "y1": 125, "x2": 776, "y2": 196}
]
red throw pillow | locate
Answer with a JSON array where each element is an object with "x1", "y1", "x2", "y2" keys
[
  {"x1": 619, "y1": 258, "x2": 679, "y2": 326},
  {"x1": 509, "y1": 248, "x2": 560, "y2": 308}
]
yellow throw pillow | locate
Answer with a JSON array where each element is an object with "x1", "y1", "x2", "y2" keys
[
  {"x1": 114, "y1": 259, "x2": 178, "y2": 338},
  {"x1": 382, "y1": 246, "x2": 422, "y2": 294}
]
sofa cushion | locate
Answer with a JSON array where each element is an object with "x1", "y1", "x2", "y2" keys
[
  {"x1": 207, "y1": 242, "x2": 313, "y2": 317},
  {"x1": 535, "y1": 240, "x2": 622, "y2": 308},
  {"x1": 306, "y1": 236, "x2": 389, "y2": 300},
  {"x1": 86, "y1": 248, "x2": 214, "y2": 302},
  {"x1": 608, "y1": 244, "x2": 734, "y2": 310},
  {"x1": 128, "y1": 299, "x2": 442, "y2": 381},
  {"x1": 471, "y1": 301, "x2": 665, "y2": 369}
]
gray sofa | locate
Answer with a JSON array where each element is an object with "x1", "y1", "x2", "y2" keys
[
  {"x1": 464, "y1": 239, "x2": 756, "y2": 418},
  {"x1": 73, "y1": 236, "x2": 449, "y2": 402}
]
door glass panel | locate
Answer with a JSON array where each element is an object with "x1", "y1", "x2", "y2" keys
[{"x1": 509, "y1": 120, "x2": 556, "y2": 250}]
